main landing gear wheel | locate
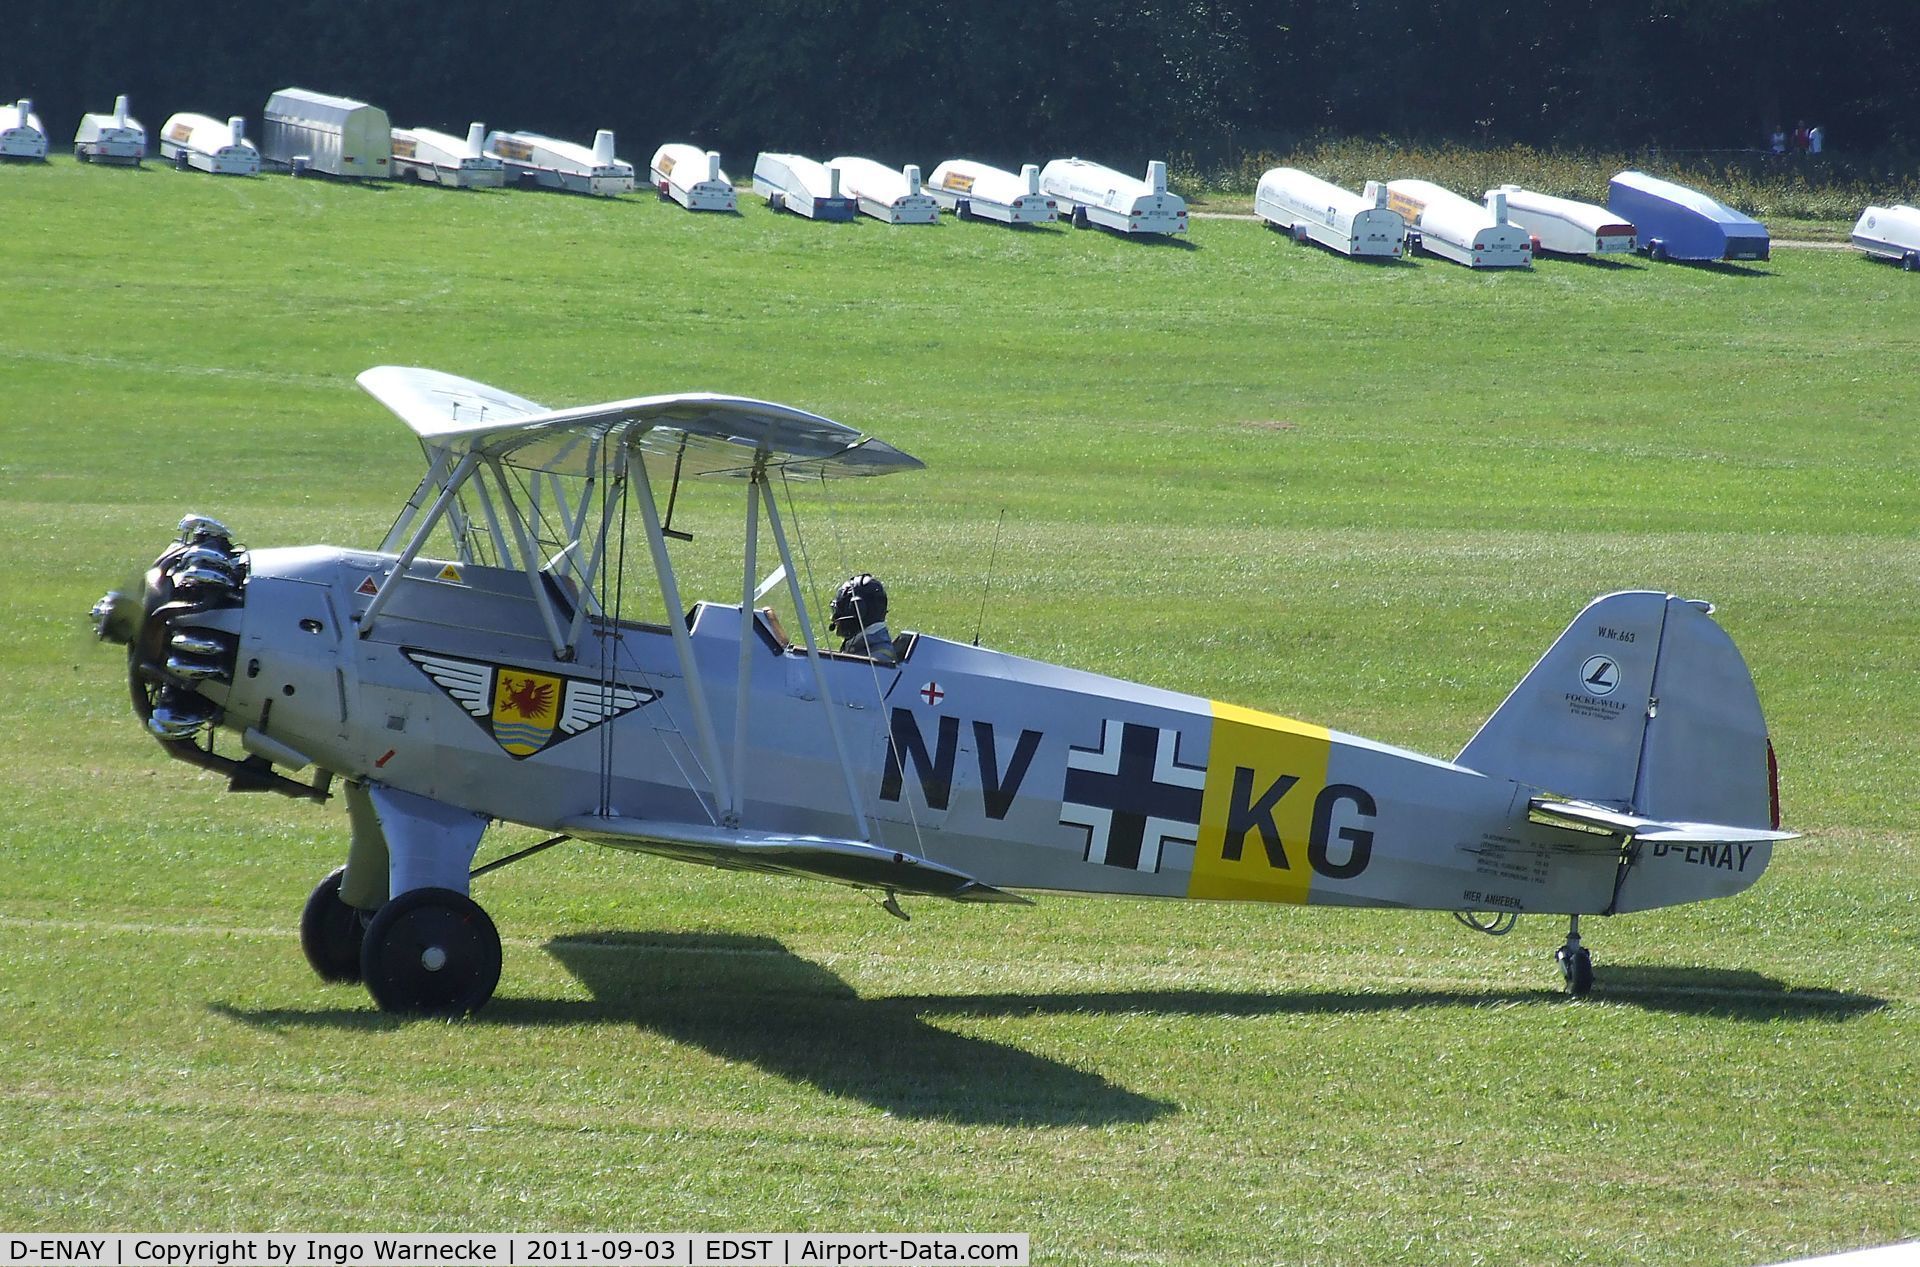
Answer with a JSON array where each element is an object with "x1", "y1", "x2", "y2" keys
[
  {"x1": 360, "y1": 887, "x2": 502, "y2": 1016},
  {"x1": 299, "y1": 866, "x2": 368, "y2": 983},
  {"x1": 1556, "y1": 915, "x2": 1594, "y2": 997}
]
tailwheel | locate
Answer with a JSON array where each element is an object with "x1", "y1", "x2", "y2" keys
[
  {"x1": 360, "y1": 887, "x2": 502, "y2": 1016},
  {"x1": 1556, "y1": 915, "x2": 1594, "y2": 997},
  {"x1": 299, "y1": 866, "x2": 369, "y2": 983}
]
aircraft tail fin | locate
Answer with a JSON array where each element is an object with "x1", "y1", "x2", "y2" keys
[{"x1": 1459, "y1": 591, "x2": 1780, "y2": 827}]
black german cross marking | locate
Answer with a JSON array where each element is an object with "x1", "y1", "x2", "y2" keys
[{"x1": 1059, "y1": 719, "x2": 1206, "y2": 872}]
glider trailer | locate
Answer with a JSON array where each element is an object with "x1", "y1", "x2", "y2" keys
[
  {"x1": 1255, "y1": 168, "x2": 1406, "y2": 258},
  {"x1": 487, "y1": 129, "x2": 635, "y2": 196},
  {"x1": 93, "y1": 370, "x2": 1794, "y2": 1015},
  {"x1": 1850, "y1": 204, "x2": 1920, "y2": 271},
  {"x1": 0, "y1": 99, "x2": 48, "y2": 160},
  {"x1": 1387, "y1": 180, "x2": 1532, "y2": 268},
  {"x1": 651, "y1": 144, "x2": 737, "y2": 212},
  {"x1": 158, "y1": 113, "x2": 260, "y2": 176},
  {"x1": 262, "y1": 88, "x2": 392, "y2": 179},
  {"x1": 830, "y1": 157, "x2": 939, "y2": 224},
  {"x1": 925, "y1": 160, "x2": 1057, "y2": 224},
  {"x1": 391, "y1": 123, "x2": 506, "y2": 188},
  {"x1": 1607, "y1": 170, "x2": 1769, "y2": 262},
  {"x1": 74, "y1": 96, "x2": 145, "y2": 165},
  {"x1": 1039, "y1": 158, "x2": 1188, "y2": 235}
]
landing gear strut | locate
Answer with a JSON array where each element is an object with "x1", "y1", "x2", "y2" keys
[{"x1": 1556, "y1": 915, "x2": 1594, "y2": 997}]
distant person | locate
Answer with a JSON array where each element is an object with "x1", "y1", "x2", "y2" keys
[
  {"x1": 1769, "y1": 126, "x2": 1787, "y2": 155},
  {"x1": 830, "y1": 573, "x2": 896, "y2": 665},
  {"x1": 1794, "y1": 120, "x2": 1811, "y2": 152},
  {"x1": 1809, "y1": 124, "x2": 1825, "y2": 154}
]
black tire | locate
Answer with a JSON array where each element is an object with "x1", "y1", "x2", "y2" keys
[
  {"x1": 1558, "y1": 946, "x2": 1594, "y2": 997},
  {"x1": 1650, "y1": 240, "x2": 1669, "y2": 262},
  {"x1": 361, "y1": 887, "x2": 501, "y2": 1016},
  {"x1": 75, "y1": 147, "x2": 89, "y2": 163},
  {"x1": 1071, "y1": 205, "x2": 1089, "y2": 230},
  {"x1": 1903, "y1": 252, "x2": 1919, "y2": 272},
  {"x1": 956, "y1": 200, "x2": 972, "y2": 221},
  {"x1": 300, "y1": 866, "x2": 367, "y2": 983}
]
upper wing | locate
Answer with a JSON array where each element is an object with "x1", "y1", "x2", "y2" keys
[
  {"x1": 357, "y1": 366, "x2": 922, "y2": 481},
  {"x1": 562, "y1": 815, "x2": 1030, "y2": 905}
]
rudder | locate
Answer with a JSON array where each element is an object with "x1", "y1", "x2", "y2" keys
[{"x1": 1459, "y1": 591, "x2": 1776, "y2": 829}]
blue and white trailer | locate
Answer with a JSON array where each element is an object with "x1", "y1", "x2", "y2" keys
[
  {"x1": 1850, "y1": 204, "x2": 1920, "y2": 271},
  {"x1": 391, "y1": 123, "x2": 505, "y2": 188},
  {"x1": 1255, "y1": 168, "x2": 1405, "y2": 258},
  {"x1": 0, "y1": 99, "x2": 48, "y2": 161},
  {"x1": 487, "y1": 129, "x2": 634, "y2": 196},
  {"x1": 158, "y1": 113, "x2": 259, "y2": 176},
  {"x1": 1039, "y1": 157, "x2": 1187, "y2": 235},
  {"x1": 1386, "y1": 179, "x2": 1531, "y2": 268},
  {"x1": 752, "y1": 153, "x2": 856, "y2": 221},
  {"x1": 651, "y1": 144, "x2": 736, "y2": 212},
  {"x1": 924, "y1": 159, "x2": 1056, "y2": 225},
  {"x1": 1607, "y1": 171, "x2": 1768, "y2": 262},
  {"x1": 74, "y1": 96, "x2": 145, "y2": 165},
  {"x1": 830, "y1": 156, "x2": 939, "y2": 224}
]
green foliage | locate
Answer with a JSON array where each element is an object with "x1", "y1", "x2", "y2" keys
[{"x1": 0, "y1": 163, "x2": 1916, "y2": 1262}]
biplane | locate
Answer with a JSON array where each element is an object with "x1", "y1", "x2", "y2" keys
[{"x1": 93, "y1": 369, "x2": 1795, "y2": 1014}]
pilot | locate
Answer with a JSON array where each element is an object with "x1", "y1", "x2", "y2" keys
[{"x1": 830, "y1": 573, "x2": 896, "y2": 665}]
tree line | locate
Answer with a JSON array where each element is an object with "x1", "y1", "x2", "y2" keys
[{"x1": 7, "y1": 0, "x2": 1914, "y2": 173}]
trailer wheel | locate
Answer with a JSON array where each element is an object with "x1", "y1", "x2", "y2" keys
[
  {"x1": 75, "y1": 146, "x2": 89, "y2": 163},
  {"x1": 1649, "y1": 240, "x2": 1669, "y2": 262},
  {"x1": 1291, "y1": 222, "x2": 1309, "y2": 244},
  {"x1": 1903, "y1": 252, "x2": 1919, "y2": 272},
  {"x1": 1071, "y1": 206, "x2": 1089, "y2": 230},
  {"x1": 174, "y1": 149, "x2": 189, "y2": 171},
  {"x1": 956, "y1": 200, "x2": 972, "y2": 221}
]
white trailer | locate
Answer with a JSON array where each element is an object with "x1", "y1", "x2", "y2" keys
[
  {"x1": 391, "y1": 123, "x2": 505, "y2": 188},
  {"x1": 487, "y1": 128, "x2": 634, "y2": 196},
  {"x1": 1491, "y1": 185, "x2": 1635, "y2": 255},
  {"x1": 1039, "y1": 157, "x2": 1187, "y2": 235},
  {"x1": 1254, "y1": 168, "x2": 1405, "y2": 258},
  {"x1": 0, "y1": 99, "x2": 48, "y2": 161},
  {"x1": 262, "y1": 88, "x2": 391, "y2": 179},
  {"x1": 752, "y1": 153, "x2": 856, "y2": 221},
  {"x1": 1850, "y1": 204, "x2": 1920, "y2": 271},
  {"x1": 650, "y1": 144, "x2": 737, "y2": 212},
  {"x1": 74, "y1": 95, "x2": 145, "y2": 165},
  {"x1": 924, "y1": 160, "x2": 1056, "y2": 224},
  {"x1": 829, "y1": 156, "x2": 938, "y2": 224},
  {"x1": 158, "y1": 113, "x2": 260, "y2": 176},
  {"x1": 1386, "y1": 179, "x2": 1532, "y2": 268}
]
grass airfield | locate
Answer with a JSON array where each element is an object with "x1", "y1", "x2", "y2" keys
[{"x1": 1, "y1": 160, "x2": 1916, "y2": 1263}]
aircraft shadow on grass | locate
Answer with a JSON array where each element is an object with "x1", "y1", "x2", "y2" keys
[{"x1": 211, "y1": 935, "x2": 1882, "y2": 1123}]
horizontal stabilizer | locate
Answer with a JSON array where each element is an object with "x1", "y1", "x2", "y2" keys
[
  {"x1": 1529, "y1": 797, "x2": 1799, "y2": 845},
  {"x1": 561, "y1": 816, "x2": 1031, "y2": 904}
]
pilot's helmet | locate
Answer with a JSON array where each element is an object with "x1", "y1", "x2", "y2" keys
[{"x1": 830, "y1": 573, "x2": 888, "y2": 639}]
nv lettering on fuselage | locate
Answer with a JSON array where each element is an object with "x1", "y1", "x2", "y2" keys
[
  {"x1": 1652, "y1": 841, "x2": 1757, "y2": 871},
  {"x1": 1221, "y1": 767, "x2": 1377, "y2": 880},
  {"x1": 880, "y1": 708, "x2": 1042, "y2": 819}
]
